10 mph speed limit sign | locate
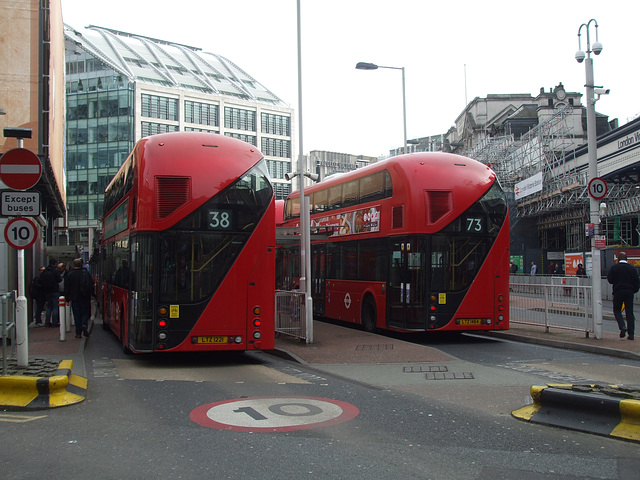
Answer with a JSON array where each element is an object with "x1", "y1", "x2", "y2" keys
[
  {"x1": 588, "y1": 177, "x2": 608, "y2": 200},
  {"x1": 4, "y1": 216, "x2": 38, "y2": 249}
]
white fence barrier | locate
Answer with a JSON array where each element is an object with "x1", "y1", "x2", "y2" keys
[
  {"x1": 509, "y1": 281, "x2": 593, "y2": 335},
  {"x1": 275, "y1": 291, "x2": 306, "y2": 341},
  {"x1": 1, "y1": 291, "x2": 17, "y2": 375}
]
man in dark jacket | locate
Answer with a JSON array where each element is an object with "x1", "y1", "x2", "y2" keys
[
  {"x1": 29, "y1": 266, "x2": 46, "y2": 326},
  {"x1": 64, "y1": 258, "x2": 93, "y2": 338},
  {"x1": 40, "y1": 258, "x2": 62, "y2": 327},
  {"x1": 607, "y1": 252, "x2": 640, "y2": 340}
]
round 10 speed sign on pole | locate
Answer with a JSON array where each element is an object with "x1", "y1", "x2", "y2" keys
[
  {"x1": 4, "y1": 216, "x2": 38, "y2": 250},
  {"x1": 588, "y1": 177, "x2": 608, "y2": 200}
]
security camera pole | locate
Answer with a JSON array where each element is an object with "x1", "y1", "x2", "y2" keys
[
  {"x1": 576, "y1": 19, "x2": 604, "y2": 339},
  {"x1": 297, "y1": 0, "x2": 313, "y2": 343}
]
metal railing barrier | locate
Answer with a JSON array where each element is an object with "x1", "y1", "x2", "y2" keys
[
  {"x1": 509, "y1": 280, "x2": 593, "y2": 336},
  {"x1": 1, "y1": 291, "x2": 17, "y2": 376},
  {"x1": 275, "y1": 291, "x2": 307, "y2": 341}
]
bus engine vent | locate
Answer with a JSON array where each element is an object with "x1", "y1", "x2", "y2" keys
[
  {"x1": 155, "y1": 176, "x2": 192, "y2": 220},
  {"x1": 425, "y1": 190, "x2": 453, "y2": 225}
]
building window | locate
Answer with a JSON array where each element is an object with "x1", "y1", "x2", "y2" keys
[
  {"x1": 261, "y1": 138, "x2": 291, "y2": 159},
  {"x1": 184, "y1": 100, "x2": 219, "y2": 126},
  {"x1": 224, "y1": 107, "x2": 256, "y2": 131},
  {"x1": 261, "y1": 113, "x2": 290, "y2": 136},
  {"x1": 141, "y1": 122, "x2": 179, "y2": 137},
  {"x1": 224, "y1": 132, "x2": 256, "y2": 146},
  {"x1": 266, "y1": 159, "x2": 290, "y2": 179},
  {"x1": 273, "y1": 182, "x2": 290, "y2": 200},
  {"x1": 141, "y1": 94, "x2": 179, "y2": 121}
]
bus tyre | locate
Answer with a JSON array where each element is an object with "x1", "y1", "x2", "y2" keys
[{"x1": 361, "y1": 297, "x2": 377, "y2": 333}]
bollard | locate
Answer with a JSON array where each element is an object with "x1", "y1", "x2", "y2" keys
[
  {"x1": 66, "y1": 298, "x2": 73, "y2": 333},
  {"x1": 58, "y1": 296, "x2": 66, "y2": 342}
]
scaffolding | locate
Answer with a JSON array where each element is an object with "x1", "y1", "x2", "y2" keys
[
  {"x1": 463, "y1": 105, "x2": 579, "y2": 194},
  {"x1": 461, "y1": 104, "x2": 640, "y2": 251}
]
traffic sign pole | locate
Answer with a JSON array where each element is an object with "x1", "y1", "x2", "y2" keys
[
  {"x1": 1, "y1": 140, "x2": 38, "y2": 366},
  {"x1": 4, "y1": 217, "x2": 38, "y2": 367},
  {"x1": 16, "y1": 248, "x2": 28, "y2": 367}
]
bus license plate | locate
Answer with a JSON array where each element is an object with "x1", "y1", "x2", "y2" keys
[
  {"x1": 196, "y1": 336, "x2": 228, "y2": 344},
  {"x1": 459, "y1": 319, "x2": 481, "y2": 325}
]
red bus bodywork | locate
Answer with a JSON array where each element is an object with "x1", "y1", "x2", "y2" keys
[
  {"x1": 277, "y1": 152, "x2": 510, "y2": 333},
  {"x1": 100, "y1": 132, "x2": 275, "y2": 353}
]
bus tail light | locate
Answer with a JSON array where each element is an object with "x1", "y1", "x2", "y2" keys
[
  {"x1": 233, "y1": 336, "x2": 243, "y2": 344},
  {"x1": 251, "y1": 304, "x2": 263, "y2": 348},
  {"x1": 158, "y1": 332, "x2": 168, "y2": 341}
]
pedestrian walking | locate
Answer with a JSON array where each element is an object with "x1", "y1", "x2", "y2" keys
[
  {"x1": 64, "y1": 258, "x2": 94, "y2": 338},
  {"x1": 607, "y1": 252, "x2": 639, "y2": 340},
  {"x1": 40, "y1": 258, "x2": 62, "y2": 327},
  {"x1": 530, "y1": 262, "x2": 537, "y2": 275},
  {"x1": 29, "y1": 266, "x2": 46, "y2": 326},
  {"x1": 547, "y1": 261, "x2": 555, "y2": 275}
]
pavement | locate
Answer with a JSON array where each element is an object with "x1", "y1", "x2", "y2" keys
[{"x1": 2, "y1": 314, "x2": 640, "y2": 441}]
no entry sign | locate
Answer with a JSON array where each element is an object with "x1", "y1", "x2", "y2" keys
[{"x1": 0, "y1": 148, "x2": 42, "y2": 190}]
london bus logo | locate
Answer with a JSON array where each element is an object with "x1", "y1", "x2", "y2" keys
[{"x1": 311, "y1": 206, "x2": 380, "y2": 237}]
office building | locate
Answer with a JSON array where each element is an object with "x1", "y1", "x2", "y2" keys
[{"x1": 64, "y1": 24, "x2": 295, "y2": 252}]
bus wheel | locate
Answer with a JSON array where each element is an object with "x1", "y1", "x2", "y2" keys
[{"x1": 361, "y1": 297, "x2": 377, "y2": 333}]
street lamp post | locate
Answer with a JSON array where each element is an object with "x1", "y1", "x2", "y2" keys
[
  {"x1": 576, "y1": 19, "x2": 604, "y2": 339},
  {"x1": 296, "y1": 0, "x2": 313, "y2": 343},
  {"x1": 355, "y1": 62, "x2": 407, "y2": 153}
]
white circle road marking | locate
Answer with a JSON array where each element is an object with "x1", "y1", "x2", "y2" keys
[{"x1": 190, "y1": 396, "x2": 359, "y2": 432}]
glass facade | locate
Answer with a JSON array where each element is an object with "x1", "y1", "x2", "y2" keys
[
  {"x1": 64, "y1": 25, "x2": 294, "y2": 249},
  {"x1": 65, "y1": 54, "x2": 135, "y2": 244}
]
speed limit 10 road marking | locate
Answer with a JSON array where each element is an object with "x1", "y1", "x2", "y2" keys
[{"x1": 190, "y1": 396, "x2": 359, "y2": 432}]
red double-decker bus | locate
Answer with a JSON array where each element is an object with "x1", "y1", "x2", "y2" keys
[
  {"x1": 277, "y1": 152, "x2": 509, "y2": 333},
  {"x1": 99, "y1": 132, "x2": 275, "y2": 353}
]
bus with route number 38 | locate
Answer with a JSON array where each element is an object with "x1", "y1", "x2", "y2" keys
[
  {"x1": 99, "y1": 132, "x2": 275, "y2": 353},
  {"x1": 277, "y1": 151, "x2": 510, "y2": 333}
]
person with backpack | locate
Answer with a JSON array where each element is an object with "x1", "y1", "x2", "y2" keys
[
  {"x1": 29, "y1": 266, "x2": 46, "y2": 326},
  {"x1": 64, "y1": 258, "x2": 94, "y2": 338},
  {"x1": 41, "y1": 258, "x2": 62, "y2": 327}
]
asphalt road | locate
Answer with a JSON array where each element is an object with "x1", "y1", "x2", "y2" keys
[{"x1": 2, "y1": 326, "x2": 640, "y2": 480}]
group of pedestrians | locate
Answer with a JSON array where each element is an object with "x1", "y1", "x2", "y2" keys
[{"x1": 29, "y1": 257, "x2": 94, "y2": 338}]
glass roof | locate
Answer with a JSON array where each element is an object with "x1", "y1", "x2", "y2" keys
[{"x1": 64, "y1": 24, "x2": 285, "y2": 105}]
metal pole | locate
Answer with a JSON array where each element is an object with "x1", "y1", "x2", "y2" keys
[
  {"x1": 585, "y1": 55, "x2": 603, "y2": 339},
  {"x1": 14, "y1": 137, "x2": 28, "y2": 366},
  {"x1": 401, "y1": 67, "x2": 407, "y2": 153},
  {"x1": 297, "y1": 0, "x2": 313, "y2": 343}
]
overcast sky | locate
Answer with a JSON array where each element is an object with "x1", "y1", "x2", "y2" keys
[{"x1": 61, "y1": 0, "x2": 639, "y2": 158}]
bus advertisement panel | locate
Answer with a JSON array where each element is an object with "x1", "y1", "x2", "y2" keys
[
  {"x1": 99, "y1": 132, "x2": 275, "y2": 353},
  {"x1": 277, "y1": 152, "x2": 509, "y2": 333}
]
